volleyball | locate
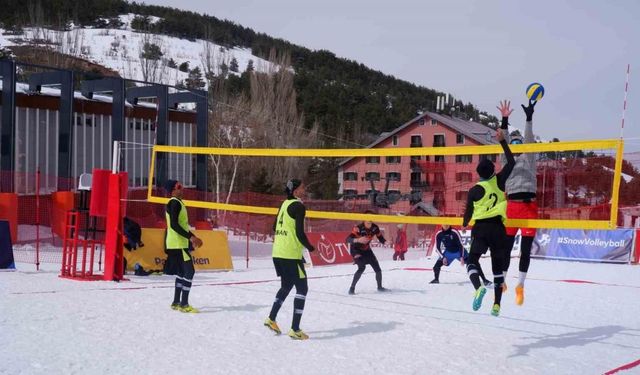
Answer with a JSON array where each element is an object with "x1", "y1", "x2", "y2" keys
[{"x1": 526, "y1": 82, "x2": 544, "y2": 101}]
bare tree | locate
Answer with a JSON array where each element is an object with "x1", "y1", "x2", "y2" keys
[
  {"x1": 248, "y1": 49, "x2": 318, "y2": 186},
  {"x1": 208, "y1": 94, "x2": 254, "y2": 206}
]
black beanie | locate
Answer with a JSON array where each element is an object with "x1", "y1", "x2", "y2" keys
[
  {"x1": 164, "y1": 179, "x2": 178, "y2": 195},
  {"x1": 476, "y1": 159, "x2": 495, "y2": 180},
  {"x1": 285, "y1": 179, "x2": 302, "y2": 195}
]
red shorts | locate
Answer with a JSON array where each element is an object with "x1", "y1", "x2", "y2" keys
[{"x1": 506, "y1": 200, "x2": 538, "y2": 237}]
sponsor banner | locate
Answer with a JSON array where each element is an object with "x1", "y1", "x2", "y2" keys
[
  {"x1": 532, "y1": 229, "x2": 633, "y2": 263},
  {"x1": 123, "y1": 228, "x2": 233, "y2": 271},
  {"x1": 429, "y1": 227, "x2": 521, "y2": 256},
  {"x1": 307, "y1": 232, "x2": 353, "y2": 266}
]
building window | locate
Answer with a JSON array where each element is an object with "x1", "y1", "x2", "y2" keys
[
  {"x1": 418, "y1": 118, "x2": 426, "y2": 126},
  {"x1": 365, "y1": 189, "x2": 379, "y2": 196},
  {"x1": 433, "y1": 173, "x2": 445, "y2": 186},
  {"x1": 386, "y1": 156, "x2": 401, "y2": 164},
  {"x1": 366, "y1": 156, "x2": 380, "y2": 164},
  {"x1": 434, "y1": 191, "x2": 445, "y2": 210},
  {"x1": 392, "y1": 135, "x2": 398, "y2": 146},
  {"x1": 343, "y1": 189, "x2": 358, "y2": 198},
  {"x1": 456, "y1": 191, "x2": 468, "y2": 201},
  {"x1": 365, "y1": 172, "x2": 380, "y2": 181},
  {"x1": 456, "y1": 134, "x2": 465, "y2": 144},
  {"x1": 410, "y1": 135, "x2": 422, "y2": 147},
  {"x1": 455, "y1": 172, "x2": 473, "y2": 182},
  {"x1": 434, "y1": 155, "x2": 445, "y2": 162},
  {"x1": 411, "y1": 155, "x2": 421, "y2": 161},
  {"x1": 344, "y1": 172, "x2": 358, "y2": 181},
  {"x1": 433, "y1": 134, "x2": 445, "y2": 147},
  {"x1": 431, "y1": 119, "x2": 437, "y2": 125},
  {"x1": 386, "y1": 172, "x2": 401, "y2": 181},
  {"x1": 455, "y1": 155, "x2": 473, "y2": 163}
]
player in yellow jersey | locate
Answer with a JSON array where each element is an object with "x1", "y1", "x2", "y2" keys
[
  {"x1": 462, "y1": 101, "x2": 516, "y2": 317},
  {"x1": 264, "y1": 179, "x2": 316, "y2": 340},
  {"x1": 164, "y1": 179, "x2": 203, "y2": 313}
]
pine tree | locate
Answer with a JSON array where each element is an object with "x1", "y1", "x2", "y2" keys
[
  {"x1": 186, "y1": 67, "x2": 205, "y2": 89},
  {"x1": 246, "y1": 59, "x2": 254, "y2": 72},
  {"x1": 219, "y1": 62, "x2": 229, "y2": 77},
  {"x1": 140, "y1": 42, "x2": 162, "y2": 61},
  {"x1": 178, "y1": 61, "x2": 189, "y2": 72},
  {"x1": 229, "y1": 57, "x2": 239, "y2": 73},
  {"x1": 167, "y1": 58, "x2": 177, "y2": 69}
]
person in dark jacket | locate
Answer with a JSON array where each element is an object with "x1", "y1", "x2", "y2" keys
[
  {"x1": 346, "y1": 213, "x2": 387, "y2": 295},
  {"x1": 430, "y1": 225, "x2": 490, "y2": 286},
  {"x1": 123, "y1": 217, "x2": 144, "y2": 251}
]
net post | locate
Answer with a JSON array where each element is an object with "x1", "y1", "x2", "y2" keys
[
  {"x1": 147, "y1": 146, "x2": 157, "y2": 200},
  {"x1": 609, "y1": 139, "x2": 625, "y2": 228}
]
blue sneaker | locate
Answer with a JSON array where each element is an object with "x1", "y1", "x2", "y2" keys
[{"x1": 472, "y1": 286, "x2": 487, "y2": 311}]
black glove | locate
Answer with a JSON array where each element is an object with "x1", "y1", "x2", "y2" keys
[{"x1": 521, "y1": 99, "x2": 536, "y2": 122}]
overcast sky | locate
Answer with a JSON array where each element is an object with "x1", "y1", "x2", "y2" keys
[{"x1": 144, "y1": 0, "x2": 639, "y2": 150}]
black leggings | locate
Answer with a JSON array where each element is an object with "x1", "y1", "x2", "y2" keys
[
  {"x1": 168, "y1": 249, "x2": 195, "y2": 306},
  {"x1": 269, "y1": 258, "x2": 309, "y2": 330},
  {"x1": 503, "y1": 235, "x2": 534, "y2": 274},
  {"x1": 351, "y1": 252, "x2": 382, "y2": 289}
]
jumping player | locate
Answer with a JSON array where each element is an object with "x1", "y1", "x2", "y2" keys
[
  {"x1": 264, "y1": 179, "x2": 316, "y2": 340},
  {"x1": 346, "y1": 213, "x2": 387, "y2": 295},
  {"x1": 462, "y1": 100, "x2": 516, "y2": 317},
  {"x1": 502, "y1": 99, "x2": 538, "y2": 306}
]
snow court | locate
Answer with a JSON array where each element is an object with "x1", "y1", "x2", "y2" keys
[{"x1": 2, "y1": 257, "x2": 640, "y2": 375}]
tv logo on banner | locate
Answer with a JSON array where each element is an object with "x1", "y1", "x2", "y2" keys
[{"x1": 307, "y1": 232, "x2": 353, "y2": 266}]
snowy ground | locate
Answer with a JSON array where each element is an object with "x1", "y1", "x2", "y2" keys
[{"x1": 2, "y1": 255, "x2": 640, "y2": 375}]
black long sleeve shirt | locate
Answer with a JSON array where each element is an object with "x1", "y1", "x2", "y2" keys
[
  {"x1": 346, "y1": 223, "x2": 386, "y2": 257},
  {"x1": 462, "y1": 139, "x2": 516, "y2": 227},
  {"x1": 272, "y1": 198, "x2": 314, "y2": 251}
]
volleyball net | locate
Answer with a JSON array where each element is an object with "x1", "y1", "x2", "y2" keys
[{"x1": 145, "y1": 139, "x2": 625, "y2": 231}]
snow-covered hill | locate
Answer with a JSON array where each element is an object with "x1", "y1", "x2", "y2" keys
[{"x1": 0, "y1": 13, "x2": 275, "y2": 87}]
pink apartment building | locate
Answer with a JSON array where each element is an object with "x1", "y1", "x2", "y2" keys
[{"x1": 338, "y1": 111, "x2": 501, "y2": 216}]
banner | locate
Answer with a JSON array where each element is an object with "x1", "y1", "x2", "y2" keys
[
  {"x1": 532, "y1": 228, "x2": 634, "y2": 263},
  {"x1": 307, "y1": 232, "x2": 353, "y2": 266},
  {"x1": 0, "y1": 220, "x2": 16, "y2": 269},
  {"x1": 429, "y1": 227, "x2": 521, "y2": 256},
  {"x1": 123, "y1": 228, "x2": 233, "y2": 271}
]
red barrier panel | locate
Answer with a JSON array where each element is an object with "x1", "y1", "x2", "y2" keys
[
  {"x1": 90, "y1": 169, "x2": 110, "y2": 217},
  {"x1": 0, "y1": 193, "x2": 18, "y2": 243},
  {"x1": 307, "y1": 232, "x2": 353, "y2": 266},
  {"x1": 51, "y1": 192, "x2": 75, "y2": 239},
  {"x1": 634, "y1": 229, "x2": 640, "y2": 264}
]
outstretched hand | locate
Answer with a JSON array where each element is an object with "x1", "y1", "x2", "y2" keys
[
  {"x1": 521, "y1": 99, "x2": 536, "y2": 121},
  {"x1": 496, "y1": 100, "x2": 514, "y2": 118}
]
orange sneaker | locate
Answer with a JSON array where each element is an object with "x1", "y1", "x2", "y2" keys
[{"x1": 515, "y1": 284, "x2": 524, "y2": 306}]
